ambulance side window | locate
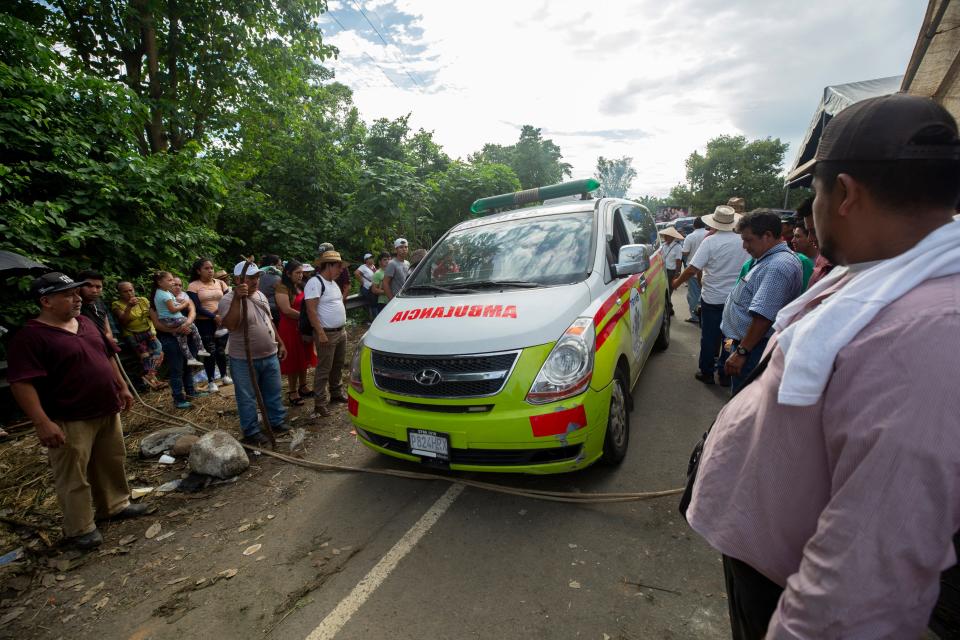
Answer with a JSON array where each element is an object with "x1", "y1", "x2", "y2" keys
[
  {"x1": 603, "y1": 209, "x2": 633, "y2": 282},
  {"x1": 622, "y1": 205, "x2": 659, "y2": 248}
]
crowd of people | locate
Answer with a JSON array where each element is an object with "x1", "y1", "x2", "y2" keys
[
  {"x1": 682, "y1": 94, "x2": 960, "y2": 638},
  {"x1": 668, "y1": 197, "x2": 833, "y2": 394},
  {"x1": 5, "y1": 238, "x2": 418, "y2": 549}
]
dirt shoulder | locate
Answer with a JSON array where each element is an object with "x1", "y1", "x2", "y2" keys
[{"x1": 0, "y1": 335, "x2": 370, "y2": 639}]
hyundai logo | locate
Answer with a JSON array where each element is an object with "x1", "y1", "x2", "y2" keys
[{"x1": 414, "y1": 368, "x2": 442, "y2": 386}]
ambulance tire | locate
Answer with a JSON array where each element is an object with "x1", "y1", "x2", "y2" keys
[
  {"x1": 601, "y1": 372, "x2": 629, "y2": 465},
  {"x1": 653, "y1": 295, "x2": 671, "y2": 351}
]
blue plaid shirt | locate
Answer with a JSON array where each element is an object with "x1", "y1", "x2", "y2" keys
[{"x1": 720, "y1": 242, "x2": 803, "y2": 341}]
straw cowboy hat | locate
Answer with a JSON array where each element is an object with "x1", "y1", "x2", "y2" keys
[
  {"x1": 316, "y1": 250, "x2": 345, "y2": 265},
  {"x1": 658, "y1": 226, "x2": 685, "y2": 242},
  {"x1": 702, "y1": 205, "x2": 741, "y2": 231}
]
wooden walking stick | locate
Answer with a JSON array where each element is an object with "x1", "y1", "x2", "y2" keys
[{"x1": 237, "y1": 256, "x2": 277, "y2": 449}]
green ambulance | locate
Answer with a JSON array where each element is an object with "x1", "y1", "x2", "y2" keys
[{"x1": 347, "y1": 179, "x2": 671, "y2": 474}]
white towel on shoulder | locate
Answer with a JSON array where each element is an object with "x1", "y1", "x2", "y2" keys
[{"x1": 773, "y1": 219, "x2": 960, "y2": 406}]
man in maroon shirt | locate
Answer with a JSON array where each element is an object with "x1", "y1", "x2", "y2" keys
[{"x1": 8, "y1": 273, "x2": 149, "y2": 550}]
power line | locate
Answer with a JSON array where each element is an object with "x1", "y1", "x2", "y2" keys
[
  {"x1": 325, "y1": 11, "x2": 403, "y2": 91},
  {"x1": 347, "y1": 0, "x2": 423, "y2": 89}
]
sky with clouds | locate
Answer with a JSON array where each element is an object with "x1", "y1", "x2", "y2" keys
[{"x1": 320, "y1": 0, "x2": 926, "y2": 197}]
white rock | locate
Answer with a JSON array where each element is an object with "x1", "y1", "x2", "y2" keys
[{"x1": 189, "y1": 431, "x2": 249, "y2": 479}]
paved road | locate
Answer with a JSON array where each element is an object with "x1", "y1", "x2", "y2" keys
[{"x1": 110, "y1": 290, "x2": 735, "y2": 640}]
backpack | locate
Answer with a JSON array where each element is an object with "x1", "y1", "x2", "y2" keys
[{"x1": 297, "y1": 275, "x2": 324, "y2": 337}]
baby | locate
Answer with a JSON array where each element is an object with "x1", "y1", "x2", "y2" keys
[{"x1": 152, "y1": 271, "x2": 209, "y2": 366}]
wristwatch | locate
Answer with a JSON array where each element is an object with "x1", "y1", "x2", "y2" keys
[{"x1": 736, "y1": 345, "x2": 750, "y2": 356}]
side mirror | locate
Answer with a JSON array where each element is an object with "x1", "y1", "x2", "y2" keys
[{"x1": 612, "y1": 244, "x2": 651, "y2": 278}]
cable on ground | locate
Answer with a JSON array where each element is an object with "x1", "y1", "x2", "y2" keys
[{"x1": 119, "y1": 357, "x2": 684, "y2": 505}]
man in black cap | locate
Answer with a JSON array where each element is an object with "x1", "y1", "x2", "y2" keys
[
  {"x1": 685, "y1": 95, "x2": 960, "y2": 638},
  {"x1": 8, "y1": 273, "x2": 150, "y2": 550}
]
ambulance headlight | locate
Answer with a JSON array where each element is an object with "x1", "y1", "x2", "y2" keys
[
  {"x1": 526, "y1": 318, "x2": 594, "y2": 404},
  {"x1": 349, "y1": 337, "x2": 365, "y2": 393}
]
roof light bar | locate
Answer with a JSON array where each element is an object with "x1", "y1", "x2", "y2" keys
[{"x1": 470, "y1": 178, "x2": 601, "y2": 214}]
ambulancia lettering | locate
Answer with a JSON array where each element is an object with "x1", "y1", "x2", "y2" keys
[{"x1": 389, "y1": 305, "x2": 518, "y2": 323}]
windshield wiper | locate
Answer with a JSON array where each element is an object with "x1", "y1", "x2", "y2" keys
[
  {"x1": 446, "y1": 279, "x2": 540, "y2": 290},
  {"x1": 404, "y1": 284, "x2": 463, "y2": 294}
]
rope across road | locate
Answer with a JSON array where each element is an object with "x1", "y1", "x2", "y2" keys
[{"x1": 120, "y1": 357, "x2": 684, "y2": 505}]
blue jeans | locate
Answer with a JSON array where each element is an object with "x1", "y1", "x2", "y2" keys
[
  {"x1": 158, "y1": 333, "x2": 196, "y2": 402},
  {"x1": 699, "y1": 302, "x2": 730, "y2": 376},
  {"x1": 730, "y1": 337, "x2": 770, "y2": 395},
  {"x1": 687, "y1": 277, "x2": 702, "y2": 317},
  {"x1": 229, "y1": 356, "x2": 287, "y2": 437}
]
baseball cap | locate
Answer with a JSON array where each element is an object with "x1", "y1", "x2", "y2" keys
[
  {"x1": 394, "y1": 238, "x2": 408, "y2": 248},
  {"x1": 317, "y1": 242, "x2": 335, "y2": 255},
  {"x1": 233, "y1": 261, "x2": 261, "y2": 277},
  {"x1": 787, "y1": 94, "x2": 960, "y2": 183},
  {"x1": 363, "y1": 252, "x2": 373, "y2": 260},
  {"x1": 30, "y1": 272, "x2": 84, "y2": 298}
]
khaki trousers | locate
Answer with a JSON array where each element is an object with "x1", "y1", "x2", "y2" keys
[
  {"x1": 313, "y1": 329, "x2": 347, "y2": 409},
  {"x1": 48, "y1": 414, "x2": 131, "y2": 536}
]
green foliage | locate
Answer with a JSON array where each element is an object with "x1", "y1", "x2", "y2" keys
[
  {"x1": 427, "y1": 162, "x2": 521, "y2": 231},
  {"x1": 594, "y1": 156, "x2": 637, "y2": 198},
  {"x1": 0, "y1": 6, "x2": 571, "y2": 340},
  {"x1": 28, "y1": 0, "x2": 337, "y2": 153},
  {"x1": 0, "y1": 15, "x2": 223, "y2": 328},
  {"x1": 635, "y1": 195, "x2": 671, "y2": 212},
  {"x1": 349, "y1": 157, "x2": 431, "y2": 249},
  {"x1": 669, "y1": 135, "x2": 790, "y2": 214},
  {"x1": 470, "y1": 125, "x2": 572, "y2": 189}
]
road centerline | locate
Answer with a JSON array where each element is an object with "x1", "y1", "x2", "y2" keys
[{"x1": 304, "y1": 483, "x2": 466, "y2": 640}]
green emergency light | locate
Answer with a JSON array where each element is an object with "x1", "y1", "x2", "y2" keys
[{"x1": 470, "y1": 178, "x2": 601, "y2": 214}]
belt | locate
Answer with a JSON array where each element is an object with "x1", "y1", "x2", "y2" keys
[{"x1": 323, "y1": 326, "x2": 344, "y2": 332}]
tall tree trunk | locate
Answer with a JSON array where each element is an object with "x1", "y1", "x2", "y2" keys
[
  {"x1": 133, "y1": 0, "x2": 166, "y2": 153},
  {"x1": 166, "y1": 0, "x2": 182, "y2": 150}
]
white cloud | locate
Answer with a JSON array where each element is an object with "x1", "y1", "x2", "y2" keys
[{"x1": 322, "y1": 0, "x2": 926, "y2": 197}]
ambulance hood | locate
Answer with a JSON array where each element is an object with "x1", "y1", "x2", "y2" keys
[{"x1": 364, "y1": 283, "x2": 593, "y2": 355}]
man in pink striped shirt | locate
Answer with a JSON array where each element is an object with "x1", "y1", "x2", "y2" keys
[{"x1": 687, "y1": 95, "x2": 960, "y2": 638}]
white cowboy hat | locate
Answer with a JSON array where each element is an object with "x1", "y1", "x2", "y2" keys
[{"x1": 702, "y1": 205, "x2": 741, "y2": 231}]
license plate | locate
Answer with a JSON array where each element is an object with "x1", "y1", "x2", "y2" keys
[{"x1": 408, "y1": 429, "x2": 450, "y2": 461}]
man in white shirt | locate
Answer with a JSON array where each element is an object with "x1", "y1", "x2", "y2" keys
[
  {"x1": 681, "y1": 217, "x2": 708, "y2": 323},
  {"x1": 305, "y1": 250, "x2": 348, "y2": 418},
  {"x1": 354, "y1": 252, "x2": 377, "y2": 320},
  {"x1": 671, "y1": 205, "x2": 750, "y2": 385},
  {"x1": 659, "y1": 226, "x2": 685, "y2": 317}
]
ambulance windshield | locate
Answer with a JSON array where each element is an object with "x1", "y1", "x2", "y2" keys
[{"x1": 406, "y1": 211, "x2": 594, "y2": 294}]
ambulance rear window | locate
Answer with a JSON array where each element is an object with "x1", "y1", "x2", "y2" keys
[{"x1": 407, "y1": 211, "x2": 594, "y2": 293}]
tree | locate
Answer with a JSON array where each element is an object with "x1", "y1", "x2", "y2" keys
[
  {"x1": 24, "y1": 0, "x2": 336, "y2": 154},
  {"x1": 635, "y1": 195, "x2": 670, "y2": 212},
  {"x1": 406, "y1": 128, "x2": 450, "y2": 179},
  {"x1": 470, "y1": 126, "x2": 572, "y2": 189},
  {"x1": 215, "y1": 80, "x2": 365, "y2": 262},
  {"x1": 594, "y1": 156, "x2": 636, "y2": 198},
  {"x1": 670, "y1": 135, "x2": 790, "y2": 214},
  {"x1": 427, "y1": 162, "x2": 521, "y2": 232},
  {"x1": 0, "y1": 15, "x2": 223, "y2": 328}
]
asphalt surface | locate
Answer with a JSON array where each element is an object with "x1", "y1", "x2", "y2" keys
[
  {"x1": 72, "y1": 289, "x2": 735, "y2": 640},
  {"x1": 269, "y1": 290, "x2": 734, "y2": 640}
]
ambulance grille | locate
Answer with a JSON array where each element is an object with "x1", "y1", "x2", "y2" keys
[{"x1": 371, "y1": 350, "x2": 519, "y2": 398}]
